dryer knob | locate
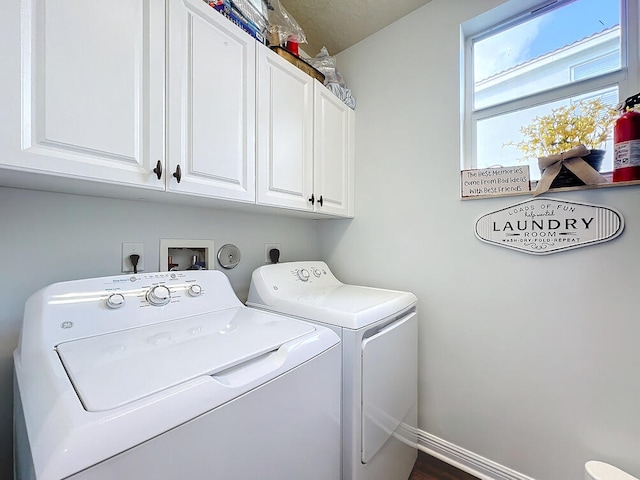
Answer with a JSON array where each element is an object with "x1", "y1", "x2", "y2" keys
[
  {"x1": 147, "y1": 285, "x2": 171, "y2": 306},
  {"x1": 188, "y1": 284, "x2": 202, "y2": 297},
  {"x1": 106, "y1": 293, "x2": 126, "y2": 309},
  {"x1": 297, "y1": 269, "x2": 310, "y2": 281}
]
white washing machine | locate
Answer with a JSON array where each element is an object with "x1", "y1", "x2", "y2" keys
[
  {"x1": 247, "y1": 261, "x2": 418, "y2": 480},
  {"x1": 14, "y1": 270, "x2": 341, "y2": 480}
]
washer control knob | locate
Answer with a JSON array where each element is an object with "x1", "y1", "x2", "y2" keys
[
  {"x1": 297, "y1": 269, "x2": 310, "y2": 282},
  {"x1": 312, "y1": 268, "x2": 322, "y2": 278},
  {"x1": 106, "y1": 293, "x2": 126, "y2": 309},
  {"x1": 187, "y1": 284, "x2": 202, "y2": 297},
  {"x1": 147, "y1": 285, "x2": 171, "y2": 306}
]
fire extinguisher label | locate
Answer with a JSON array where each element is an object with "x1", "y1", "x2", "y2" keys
[{"x1": 614, "y1": 140, "x2": 640, "y2": 168}]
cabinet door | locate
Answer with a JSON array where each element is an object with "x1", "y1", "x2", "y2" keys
[
  {"x1": 313, "y1": 83, "x2": 355, "y2": 217},
  {"x1": 167, "y1": 0, "x2": 255, "y2": 202},
  {"x1": 256, "y1": 47, "x2": 314, "y2": 211},
  {"x1": 10, "y1": 0, "x2": 165, "y2": 189}
]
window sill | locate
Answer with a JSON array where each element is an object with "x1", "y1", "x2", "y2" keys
[{"x1": 461, "y1": 175, "x2": 640, "y2": 200}]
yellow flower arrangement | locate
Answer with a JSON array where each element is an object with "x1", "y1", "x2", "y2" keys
[{"x1": 507, "y1": 98, "x2": 618, "y2": 159}]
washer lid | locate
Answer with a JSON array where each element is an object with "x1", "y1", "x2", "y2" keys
[{"x1": 57, "y1": 307, "x2": 314, "y2": 412}]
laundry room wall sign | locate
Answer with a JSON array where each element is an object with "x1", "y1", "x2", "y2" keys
[{"x1": 475, "y1": 198, "x2": 624, "y2": 254}]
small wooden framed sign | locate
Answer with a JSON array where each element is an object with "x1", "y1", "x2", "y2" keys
[
  {"x1": 461, "y1": 166, "x2": 530, "y2": 198},
  {"x1": 475, "y1": 198, "x2": 624, "y2": 255}
]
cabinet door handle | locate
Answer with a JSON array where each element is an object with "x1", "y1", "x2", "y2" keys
[
  {"x1": 153, "y1": 160, "x2": 162, "y2": 180},
  {"x1": 308, "y1": 193, "x2": 315, "y2": 205},
  {"x1": 318, "y1": 195, "x2": 323, "y2": 207},
  {"x1": 173, "y1": 164, "x2": 182, "y2": 183}
]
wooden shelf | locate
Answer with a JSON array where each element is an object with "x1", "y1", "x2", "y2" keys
[{"x1": 461, "y1": 178, "x2": 640, "y2": 200}]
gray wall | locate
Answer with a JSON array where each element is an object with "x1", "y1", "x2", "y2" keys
[
  {"x1": 319, "y1": 0, "x2": 640, "y2": 479},
  {"x1": 0, "y1": 186, "x2": 322, "y2": 478}
]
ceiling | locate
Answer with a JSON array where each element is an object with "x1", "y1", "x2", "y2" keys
[{"x1": 278, "y1": 0, "x2": 433, "y2": 57}]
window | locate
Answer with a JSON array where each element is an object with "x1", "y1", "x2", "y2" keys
[{"x1": 463, "y1": 0, "x2": 638, "y2": 181}]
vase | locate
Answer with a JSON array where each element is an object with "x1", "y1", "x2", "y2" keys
[{"x1": 544, "y1": 149, "x2": 605, "y2": 189}]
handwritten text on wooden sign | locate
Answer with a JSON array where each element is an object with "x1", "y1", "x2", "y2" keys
[{"x1": 461, "y1": 166, "x2": 530, "y2": 197}]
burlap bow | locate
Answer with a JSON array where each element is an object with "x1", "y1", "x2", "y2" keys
[{"x1": 533, "y1": 144, "x2": 607, "y2": 196}]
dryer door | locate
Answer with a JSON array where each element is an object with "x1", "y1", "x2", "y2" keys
[{"x1": 361, "y1": 311, "x2": 417, "y2": 463}]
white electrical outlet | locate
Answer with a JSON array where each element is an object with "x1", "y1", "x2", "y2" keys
[
  {"x1": 264, "y1": 243, "x2": 281, "y2": 263},
  {"x1": 122, "y1": 242, "x2": 144, "y2": 273}
]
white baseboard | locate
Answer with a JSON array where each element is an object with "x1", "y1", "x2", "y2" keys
[{"x1": 416, "y1": 429, "x2": 536, "y2": 480}]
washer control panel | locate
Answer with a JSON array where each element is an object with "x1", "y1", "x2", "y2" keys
[
  {"x1": 101, "y1": 272, "x2": 206, "y2": 310},
  {"x1": 146, "y1": 285, "x2": 172, "y2": 306},
  {"x1": 106, "y1": 293, "x2": 126, "y2": 309},
  {"x1": 30, "y1": 270, "x2": 243, "y2": 346}
]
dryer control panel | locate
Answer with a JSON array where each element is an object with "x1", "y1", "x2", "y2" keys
[
  {"x1": 291, "y1": 264, "x2": 330, "y2": 283},
  {"x1": 256, "y1": 261, "x2": 340, "y2": 288}
]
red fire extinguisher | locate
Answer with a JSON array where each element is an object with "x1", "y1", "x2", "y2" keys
[{"x1": 613, "y1": 92, "x2": 640, "y2": 182}]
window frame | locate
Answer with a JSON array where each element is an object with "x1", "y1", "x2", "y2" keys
[{"x1": 462, "y1": 0, "x2": 640, "y2": 171}]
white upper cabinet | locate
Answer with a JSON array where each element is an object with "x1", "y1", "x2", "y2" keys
[
  {"x1": 256, "y1": 47, "x2": 355, "y2": 217},
  {"x1": 314, "y1": 84, "x2": 355, "y2": 217},
  {"x1": 256, "y1": 46, "x2": 314, "y2": 211},
  {"x1": 166, "y1": 0, "x2": 256, "y2": 202},
  {"x1": 13, "y1": 0, "x2": 165, "y2": 189},
  {"x1": 2, "y1": 0, "x2": 352, "y2": 216},
  {"x1": 6, "y1": 0, "x2": 255, "y2": 202}
]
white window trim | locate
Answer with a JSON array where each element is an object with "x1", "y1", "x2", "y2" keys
[{"x1": 461, "y1": 0, "x2": 640, "y2": 170}]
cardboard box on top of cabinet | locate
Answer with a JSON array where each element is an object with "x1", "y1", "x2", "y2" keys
[{"x1": 270, "y1": 46, "x2": 325, "y2": 83}]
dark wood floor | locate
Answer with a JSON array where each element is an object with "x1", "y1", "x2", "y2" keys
[{"x1": 409, "y1": 451, "x2": 479, "y2": 480}]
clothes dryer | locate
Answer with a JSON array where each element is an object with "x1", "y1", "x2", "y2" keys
[
  {"x1": 248, "y1": 261, "x2": 418, "y2": 480},
  {"x1": 14, "y1": 270, "x2": 341, "y2": 480}
]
